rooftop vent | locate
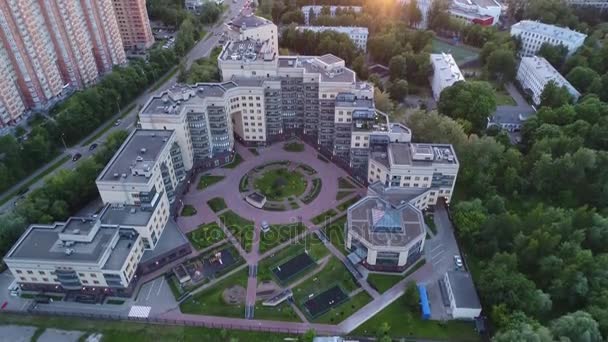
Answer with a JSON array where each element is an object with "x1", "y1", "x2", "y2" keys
[
  {"x1": 64, "y1": 248, "x2": 74, "y2": 256},
  {"x1": 121, "y1": 173, "x2": 127, "y2": 178},
  {"x1": 113, "y1": 173, "x2": 119, "y2": 178},
  {"x1": 136, "y1": 156, "x2": 144, "y2": 162},
  {"x1": 130, "y1": 208, "x2": 136, "y2": 214},
  {"x1": 140, "y1": 148, "x2": 147, "y2": 154}
]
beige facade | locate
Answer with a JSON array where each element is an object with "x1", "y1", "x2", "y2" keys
[
  {"x1": 112, "y1": 0, "x2": 154, "y2": 50},
  {"x1": 80, "y1": 0, "x2": 126, "y2": 73},
  {"x1": 0, "y1": 44, "x2": 25, "y2": 126}
]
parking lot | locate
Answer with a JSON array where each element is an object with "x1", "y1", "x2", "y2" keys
[{"x1": 133, "y1": 277, "x2": 178, "y2": 315}]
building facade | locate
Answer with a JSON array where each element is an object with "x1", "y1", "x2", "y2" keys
[
  {"x1": 112, "y1": 0, "x2": 155, "y2": 50},
  {"x1": 4, "y1": 129, "x2": 190, "y2": 296},
  {"x1": 226, "y1": 14, "x2": 278, "y2": 55},
  {"x1": 449, "y1": 0, "x2": 502, "y2": 26},
  {"x1": 510, "y1": 20, "x2": 587, "y2": 57},
  {"x1": 430, "y1": 53, "x2": 465, "y2": 100},
  {"x1": 516, "y1": 56, "x2": 580, "y2": 105},
  {"x1": 296, "y1": 26, "x2": 369, "y2": 51},
  {"x1": 0, "y1": 0, "x2": 126, "y2": 127},
  {"x1": 444, "y1": 271, "x2": 482, "y2": 319},
  {"x1": 301, "y1": 5, "x2": 362, "y2": 25}
]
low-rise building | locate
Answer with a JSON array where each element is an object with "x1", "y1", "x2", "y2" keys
[
  {"x1": 443, "y1": 271, "x2": 482, "y2": 319},
  {"x1": 449, "y1": 0, "x2": 502, "y2": 26},
  {"x1": 226, "y1": 14, "x2": 278, "y2": 54},
  {"x1": 346, "y1": 185, "x2": 427, "y2": 272},
  {"x1": 301, "y1": 5, "x2": 362, "y2": 25},
  {"x1": 516, "y1": 56, "x2": 580, "y2": 105},
  {"x1": 510, "y1": 20, "x2": 587, "y2": 57},
  {"x1": 296, "y1": 26, "x2": 369, "y2": 51},
  {"x1": 430, "y1": 53, "x2": 465, "y2": 100}
]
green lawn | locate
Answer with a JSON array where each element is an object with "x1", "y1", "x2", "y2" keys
[
  {"x1": 323, "y1": 216, "x2": 348, "y2": 256},
  {"x1": 493, "y1": 85, "x2": 517, "y2": 106},
  {"x1": 260, "y1": 223, "x2": 307, "y2": 254},
  {"x1": 219, "y1": 210, "x2": 254, "y2": 252},
  {"x1": 301, "y1": 178, "x2": 322, "y2": 204},
  {"x1": 311, "y1": 209, "x2": 338, "y2": 225},
  {"x1": 187, "y1": 222, "x2": 225, "y2": 250},
  {"x1": 283, "y1": 141, "x2": 305, "y2": 152},
  {"x1": 223, "y1": 153, "x2": 243, "y2": 169},
  {"x1": 367, "y1": 273, "x2": 404, "y2": 293},
  {"x1": 180, "y1": 269, "x2": 248, "y2": 318},
  {"x1": 207, "y1": 197, "x2": 227, "y2": 212},
  {"x1": 337, "y1": 195, "x2": 361, "y2": 212},
  {"x1": 253, "y1": 301, "x2": 302, "y2": 322},
  {"x1": 313, "y1": 291, "x2": 372, "y2": 324},
  {"x1": 254, "y1": 167, "x2": 307, "y2": 200},
  {"x1": 292, "y1": 257, "x2": 359, "y2": 304},
  {"x1": 0, "y1": 314, "x2": 296, "y2": 342},
  {"x1": 336, "y1": 191, "x2": 354, "y2": 200},
  {"x1": 338, "y1": 177, "x2": 356, "y2": 189},
  {"x1": 431, "y1": 38, "x2": 479, "y2": 65},
  {"x1": 197, "y1": 175, "x2": 225, "y2": 190},
  {"x1": 353, "y1": 297, "x2": 480, "y2": 341},
  {"x1": 181, "y1": 205, "x2": 197, "y2": 216}
]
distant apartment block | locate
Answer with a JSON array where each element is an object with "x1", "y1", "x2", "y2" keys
[
  {"x1": 112, "y1": 0, "x2": 155, "y2": 50},
  {"x1": 449, "y1": 0, "x2": 502, "y2": 26},
  {"x1": 0, "y1": 0, "x2": 126, "y2": 127},
  {"x1": 430, "y1": 53, "x2": 465, "y2": 100},
  {"x1": 510, "y1": 20, "x2": 587, "y2": 57},
  {"x1": 296, "y1": 26, "x2": 369, "y2": 51},
  {"x1": 301, "y1": 5, "x2": 362, "y2": 24},
  {"x1": 226, "y1": 14, "x2": 278, "y2": 54},
  {"x1": 517, "y1": 56, "x2": 580, "y2": 105},
  {"x1": 565, "y1": 0, "x2": 608, "y2": 9},
  {"x1": 4, "y1": 129, "x2": 191, "y2": 296}
]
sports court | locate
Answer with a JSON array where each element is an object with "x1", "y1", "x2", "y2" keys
[
  {"x1": 302, "y1": 285, "x2": 348, "y2": 318},
  {"x1": 271, "y1": 252, "x2": 315, "y2": 284}
]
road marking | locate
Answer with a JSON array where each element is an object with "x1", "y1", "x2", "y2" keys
[
  {"x1": 431, "y1": 249, "x2": 444, "y2": 261},
  {"x1": 145, "y1": 279, "x2": 156, "y2": 301},
  {"x1": 430, "y1": 244, "x2": 443, "y2": 253},
  {"x1": 20, "y1": 300, "x2": 30, "y2": 311},
  {"x1": 156, "y1": 278, "x2": 164, "y2": 296}
]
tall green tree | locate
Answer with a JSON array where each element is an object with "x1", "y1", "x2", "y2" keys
[
  {"x1": 539, "y1": 81, "x2": 573, "y2": 109},
  {"x1": 437, "y1": 81, "x2": 497, "y2": 133}
]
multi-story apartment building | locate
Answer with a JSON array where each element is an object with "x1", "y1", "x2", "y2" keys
[
  {"x1": 0, "y1": 0, "x2": 126, "y2": 127},
  {"x1": 517, "y1": 56, "x2": 580, "y2": 105},
  {"x1": 226, "y1": 14, "x2": 278, "y2": 55},
  {"x1": 112, "y1": 0, "x2": 155, "y2": 50},
  {"x1": 301, "y1": 5, "x2": 362, "y2": 24},
  {"x1": 4, "y1": 129, "x2": 191, "y2": 296},
  {"x1": 449, "y1": 0, "x2": 502, "y2": 26},
  {"x1": 0, "y1": 44, "x2": 25, "y2": 127},
  {"x1": 510, "y1": 20, "x2": 587, "y2": 57},
  {"x1": 430, "y1": 53, "x2": 465, "y2": 100},
  {"x1": 296, "y1": 26, "x2": 369, "y2": 51}
]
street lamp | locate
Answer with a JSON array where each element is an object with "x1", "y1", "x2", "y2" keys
[{"x1": 60, "y1": 133, "x2": 68, "y2": 150}]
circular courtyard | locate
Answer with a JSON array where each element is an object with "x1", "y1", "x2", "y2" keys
[{"x1": 254, "y1": 167, "x2": 307, "y2": 201}]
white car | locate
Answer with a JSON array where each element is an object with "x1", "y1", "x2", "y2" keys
[
  {"x1": 261, "y1": 221, "x2": 270, "y2": 233},
  {"x1": 454, "y1": 255, "x2": 463, "y2": 268}
]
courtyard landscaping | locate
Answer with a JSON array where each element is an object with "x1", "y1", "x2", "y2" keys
[
  {"x1": 283, "y1": 141, "x2": 305, "y2": 152},
  {"x1": 223, "y1": 153, "x2": 243, "y2": 169},
  {"x1": 219, "y1": 210, "x2": 255, "y2": 252},
  {"x1": 187, "y1": 222, "x2": 225, "y2": 250},
  {"x1": 367, "y1": 273, "x2": 404, "y2": 293},
  {"x1": 198, "y1": 175, "x2": 225, "y2": 190},
  {"x1": 181, "y1": 205, "x2": 197, "y2": 216},
  {"x1": 254, "y1": 167, "x2": 307, "y2": 200},
  {"x1": 431, "y1": 38, "x2": 479, "y2": 65},
  {"x1": 253, "y1": 301, "x2": 301, "y2": 322},
  {"x1": 323, "y1": 216, "x2": 348, "y2": 256},
  {"x1": 301, "y1": 178, "x2": 322, "y2": 204},
  {"x1": 337, "y1": 195, "x2": 361, "y2": 212},
  {"x1": 311, "y1": 209, "x2": 338, "y2": 225},
  {"x1": 207, "y1": 197, "x2": 227, "y2": 212},
  {"x1": 180, "y1": 269, "x2": 249, "y2": 318},
  {"x1": 259, "y1": 223, "x2": 307, "y2": 254}
]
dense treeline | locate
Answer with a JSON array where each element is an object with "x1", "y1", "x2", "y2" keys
[
  {"x1": 148, "y1": 0, "x2": 223, "y2": 28},
  {"x1": 178, "y1": 47, "x2": 223, "y2": 84},
  {"x1": 0, "y1": 130, "x2": 128, "y2": 265},
  {"x1": 280, "y1": 25, "x2": 359, "y2": 65}
]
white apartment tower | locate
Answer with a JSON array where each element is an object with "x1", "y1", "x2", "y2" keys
[{"x1": 430, "y1": 53, "x2": 465, "y2": 100}]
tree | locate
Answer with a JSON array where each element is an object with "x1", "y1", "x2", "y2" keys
[
  {"x1": 437, "y1": 81, "x2": 497, "y2": 133},
  {"x1": 389, "y1": 79, "x2": 408, "y2": 101},
  {"x1": 300, "y1": 329, "x2": 316, "y2": 342},
  {"x1": 406, "y1": 110, "x2": 468, "y2": 150},
  {"x1": 493, "y1": 322, "x2": 553, "y2": 342},
  {"x1": 388, "y1": 55, "x2": 407, "y2": 81},
  {"x1": 174, "y1": 18, "x2": 196, "y2": 56},
  {"x1": 550, "y1": 311, "x2": 603, "y2": 342},
  {"x1": 540, "y1": 81, "x2": 573, "y2": 109},
  {"x1": 486, "y1": 49, "x2": 517, "y2": 83},
  {"x1": 427, "y1": 0, "x2": 450, "y2": 31},
  {"x1": 403, "y1": 281, "x2": 419, "y2": 312},
  {"x1": 454, "y1": 199, "x2": 488, "y2": 248},
  {"x1": 566, "y1": 66, "x2": 600, "y2": 94},
  {"x1": 352, "y1": 55, "x2": 368, "y2": 80},
  {"x1": 406, "y1": 0, "x2": 423, "y2": 27},
  {"x1": 375, "y1": 89, "x2": 394, "y2": 113},
  {"x1": 538, "y1": 43, "x2": 569, "y2": 70}
]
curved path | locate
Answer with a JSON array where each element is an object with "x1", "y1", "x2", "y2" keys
[{"x1": 178, "y1": 142, "x2": 357, "y2": 232}]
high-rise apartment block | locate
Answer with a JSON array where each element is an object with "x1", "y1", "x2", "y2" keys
[
  {"x1": 112, "y1": 0, "x2": 155, "y2": 50},
  {"x1": 0, "y1": 0, "x2": 127, "y2": 127}
]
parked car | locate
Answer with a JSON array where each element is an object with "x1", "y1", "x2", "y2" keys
[
  {"x1": 261, "y1": 221, "x2": 270, "y2": 233},
  {"x1": 454, "y1": 255, "x2": 463, "y2": 269},
  {"x1": 114, "y1": 119, "x2": 122, "y2": 126},
  {"x1": 72, "y1": 153, "x2": 82, "y2": 162},
  {"x1": 89, "y1": 143, "x2": 98, "y2": 151}
]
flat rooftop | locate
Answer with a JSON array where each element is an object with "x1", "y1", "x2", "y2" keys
[
  {"x1": 511, "y1": 20, "x2": 586, "y2": 44},
  {"x1": 141, "y1": 220, "x2": 190, "y2": 263},
  {"x1": 97, "y1": 129, "x2": 173, "y2": 183},
  {"x1": 453, "y1": 0, "x2": 500, "y2": 8},
  {"x1": 348, "y1": 195, "x2": 425, "y2": 248},
  {"x1": 371, "y1": 142, "x2": 458, "y2": 168},
  {"x1": 446, "y1": 271, "x2": 482, "y2": 309},
  {"x1": 100, "y1": 202, "x2": 157, "y2": 227},
  {"x1": 431, "y1": 53, "x2": 464, "y2": 83},
  {"x1": 141, "y1": 83, "x2": 231, "y2": 116},
  {"x1": 229, "y1": 14, "x2": 273, "y2": 30}
]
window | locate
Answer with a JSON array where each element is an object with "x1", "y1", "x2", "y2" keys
[
  {"x1": 42, "y1": 278, "x2": 49, "y2": 282},
  {"x1": 27, "y1": 270, "x2": 33, "y2": 274},
  {"x1": 16, "y1": 270, "x2": 22, "y2": 274},
  {"x1": 82, "y1": 280, "x2": 89, "y2": 284},
  {"x1": 93, "y1": 280, "x2": 100, "y2": 285},
  {"x1": 90, "y1": 273, "x2": 97, "y2": 278},
  {"x1": 31, "y1": 277, "x2": 37, "y2": 281}
]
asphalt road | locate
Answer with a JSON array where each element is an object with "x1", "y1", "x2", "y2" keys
[{"x1": 0, "y1": 0, "x2": 250, "y2": 215}]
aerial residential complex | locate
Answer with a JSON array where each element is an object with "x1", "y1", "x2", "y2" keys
[
  {"x1": 430, "y1": 53, "x2": 465, "y2": 100},
  {"x1": 301, "y1": 5, "x2": 362, "y2": 25},
  {"x1": 4, "y1": 129, "x2": 191, "y2": 295},
  {"x1": 516, "y1": 56, "x2": 581, "y2": 105},
  {"x1": 296, "y1": 26, "x2": 369, "y2": 51},
  {"x1": 0, "y1": 0, "x2": 126, "y2": 127},
  {"x1": 112, "y1": 0, "x2": 155, "y2": 50},
  {"x1": 510, "y1": 20, "x2": 587, "y2": 57}
]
